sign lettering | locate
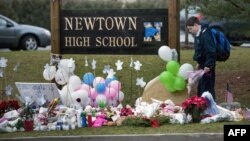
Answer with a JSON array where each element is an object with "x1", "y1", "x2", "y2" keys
[{"x1": 60, "y1": 9, "x2": 168, "y2": 54}]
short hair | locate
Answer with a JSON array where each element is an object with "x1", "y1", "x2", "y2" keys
[{"x1": 186, "y1": 16, "x2": 200, "y2": 27}]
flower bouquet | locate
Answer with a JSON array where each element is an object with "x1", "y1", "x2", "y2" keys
[
  {"x1": 21, "y1": 104, "x2": 34, "y2": 131},
  {"x1": 182, "y1": 96, "x2": 208, "y2": 122},
  {"x1": 0, "y1": 100, "x2": 20, "y2": 117}
]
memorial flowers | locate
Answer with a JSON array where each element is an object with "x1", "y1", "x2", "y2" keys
[
  {"x1": 0, "y1": 100, "x2": 20, "y2": 117},
  {"x1": 182, "y1": 96, "x2": 208, "y2": 122},
  {"x1": 19, "y1": 101, "x2": 35, "y2": 131}
]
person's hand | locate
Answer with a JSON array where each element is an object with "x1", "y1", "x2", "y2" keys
[{"x1": 204, "y1": 67, "x2": 210, "y2": 73}]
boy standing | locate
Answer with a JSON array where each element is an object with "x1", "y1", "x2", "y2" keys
[{"x1": 186, "y1": 16, "x2": 217, "y2": 100}]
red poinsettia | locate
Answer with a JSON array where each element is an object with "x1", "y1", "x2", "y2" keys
[
  {"x1": 0, "y1": 101, "x2": 8, "y2": 111},
  {"x1": 0, "y1": 100, "x2": 20, "y2": 116},
  {"x1": 8, "y1": 100, "x2": 20, "y2": 110},
  {"x1": 182, "y1": 96, "x2": 208, "y2": 122},
  {"x1": 120, "y1": 107, "x2": 134, "y2": 116}
]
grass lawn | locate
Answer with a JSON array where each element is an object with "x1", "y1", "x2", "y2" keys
[
  {"x1": 0, "y1": 47, "x2": 250, "y2": 138},
  {"x1": 0, "y1": 121, "x2": 249, "y2": 138}
]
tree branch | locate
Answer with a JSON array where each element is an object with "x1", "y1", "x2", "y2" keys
[{"x1": 227, "y1": 0, "x2": 245, "y2": 11}]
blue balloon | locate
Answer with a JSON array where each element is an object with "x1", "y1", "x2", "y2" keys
[
  {"x1": 105, "y1": 76, "x2": 116, "y2": 86},
  {"x1": 95, "y1": 83, "x2": 106, "y2": 94},
  {"x1": 83, "y1": 72, "x2": 94, "y2": 86}
]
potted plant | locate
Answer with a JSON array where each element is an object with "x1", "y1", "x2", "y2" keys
[
  {"x1": 182, "y1": 96, "x2": 208, "y2": 122},
  {"x1": 21, "y1": 103, "x2": 34, "y2": 131}
]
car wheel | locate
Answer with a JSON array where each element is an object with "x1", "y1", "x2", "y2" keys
[{"x1": 21, "y1": 35, "x2": 38, "y2": 50}]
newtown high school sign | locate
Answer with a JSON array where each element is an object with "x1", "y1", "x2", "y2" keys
[{"x1": 60, "y1": 9, "x2": 168, "y2": 54}]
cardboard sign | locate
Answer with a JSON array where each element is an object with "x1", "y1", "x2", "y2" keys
[{"x1": 15, "y1": 82, "x2": 60, "y2": 104}]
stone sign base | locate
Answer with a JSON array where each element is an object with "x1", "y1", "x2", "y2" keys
[{"x1": 142, "y1": 76, "x2": 188, "y2": 105}]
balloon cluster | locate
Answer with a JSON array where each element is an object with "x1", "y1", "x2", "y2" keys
[
  {"x1": 57, "y1": 73, "x2": 124, "y2": 109},
  {"x1": 43, "y1": 58, "x2": 75, "y2": 85},
  {"x1": 158, "y1": 46, "x2": 194, "y2": 93},
  {"x1": 43, "y1": 58, "x2": 124, "y2": 108},
  {"x1": 53, "y1": 72, "x2": 124, "y2": 108},
  {"x1": 81, "y1": 72, "x2": 124, "y2": 108},
  {"x1": 160, "y1": 60, "x2": 186, "y2": 92}
]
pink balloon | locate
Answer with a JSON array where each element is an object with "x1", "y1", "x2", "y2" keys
[
  {"x1": 108, "y1": 80, "x2": 121, "y2": 91},
  {"x1": 104, "y1": 87, "x2": 117, "y2": 100},
  {"x1": 91, "y1": 99, "x2": 98, "y2": 107},
  {"x1": 89, "y1": 88, "x2": 98, "y2": 99}
]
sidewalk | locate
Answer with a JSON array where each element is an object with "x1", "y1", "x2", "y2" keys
[{"x1": 0, "y1": 133, "x2": 223, "y2": 141}]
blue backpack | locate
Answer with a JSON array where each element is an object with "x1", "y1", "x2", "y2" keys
[{"x1": 209, "y1": 28, "x2": 231, "y2": 61}]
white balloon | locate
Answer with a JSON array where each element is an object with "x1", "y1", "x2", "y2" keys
[
  {"x1": 43, "y1": 66, "x2": 56, "y2": 81},
  {"x1": 158, "y1": 45, "x2": 172, "y2": 61},
  {"x1": 68, "y1": 75, "x2": 82, "y2": 91},
  {"x1": 93, "y1": 77, "x2": 105, "y2": 88},
  {"x1": 55, "y1": 69, "x2": 69, "y2": 85},
  {"x1": 178, "y1": 63, "x2": 194, "y2": 80},
  {"x1": 59, "y1": 85, "x2": 70, "y2": 106},
  {"x1": 59, "y1": 59, "x2": 76, "y2": 74}
]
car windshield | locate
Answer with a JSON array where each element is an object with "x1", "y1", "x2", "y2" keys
[{"x1": 0, "y1": 15, "x2": 18, "y2": 25}]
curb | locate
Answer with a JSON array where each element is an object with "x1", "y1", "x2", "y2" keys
[{"x1": 0, "y1": 133, "x2": 223, "y2": 141}]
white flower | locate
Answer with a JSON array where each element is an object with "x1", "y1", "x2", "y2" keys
[
  {"x1": 107, "y1": 69, "x2": 116, "y2": 78},
  {"x1": 91, "y1": 59, "x2": 96, "y2": 70},
  {"x1": 115, "y1": 60, "x2": 123, "y2": 71},
  {"x1": 84, "y1": 56, "x2": 88, "y2": 67},
  {"x1": 134, "y1": 60, "x2": 142, "y2": 71},
  {"x1": 103, "y1": 65, "x2": 111, "y2": 74},
  {"x1": 136, "y1": 77, "x2": 146, "y2": 88}
]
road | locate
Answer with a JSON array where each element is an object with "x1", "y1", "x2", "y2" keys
[
  {"x1": 1, "y1": 32, "x2": 250, "y2": 52},
  {"x1": 0, "y1": 46, "x2": 51, "y2": 52}
]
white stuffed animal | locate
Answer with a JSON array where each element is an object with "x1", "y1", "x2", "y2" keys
[{"x1": 55, "y1": 58, "x2": 76, "y2": 85}]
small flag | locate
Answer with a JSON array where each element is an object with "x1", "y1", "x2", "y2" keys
[{"x1": 226, "y1": 83, "x2": 233, "y2": 103}]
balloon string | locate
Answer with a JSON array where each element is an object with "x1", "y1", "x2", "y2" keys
[
  {"x1": 66, "y1": 68, "x2": 73, "y2": 107},
  {"x1": 51, "y1": 83, "x2": 55, "y2": 100},
  {"x1": 3, "y1": 68, "x2": 7, "y2": 100},
  {"x1": 87, "y1": 74, "x2": 93, "y2": 106},
  {"x1": 130, "y1": 67, "x2": 133, "y2": 103},
  {"x1": 117, "y1": 82, "x2": 120, "y2": 104}
]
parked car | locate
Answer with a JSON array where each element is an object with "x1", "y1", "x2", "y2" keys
[{"x1": 0, "y1": 14, "x2": 51, "y2": 51}]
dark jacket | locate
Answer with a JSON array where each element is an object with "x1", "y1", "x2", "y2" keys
[{"x1": 193, "y1": 25, "x2": 216, "y2": 69}]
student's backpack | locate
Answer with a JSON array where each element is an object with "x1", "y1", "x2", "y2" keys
[{"x1": 209, "y1": 27, "x2": 231, "y2": 61}]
